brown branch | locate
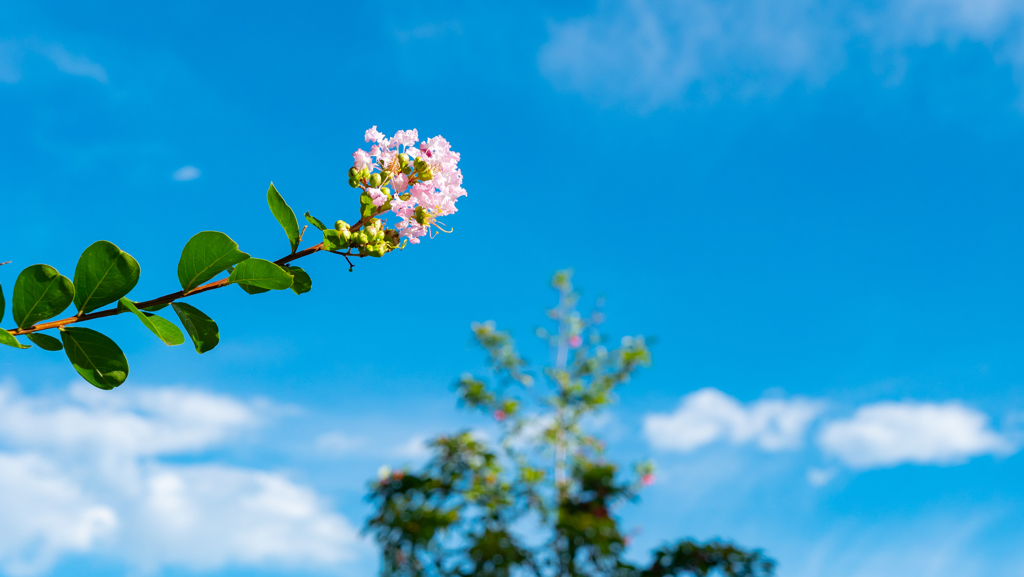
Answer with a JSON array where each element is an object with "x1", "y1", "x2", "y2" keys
[
  {"x1": 4, "y1": 207, "x2": 394, "y2": 338},
  {"x1": 0, "y1": 261, "x2": 10, "y2": 267}
]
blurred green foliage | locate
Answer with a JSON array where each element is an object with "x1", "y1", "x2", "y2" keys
[{"x1": 366, "y1": 271, "x2": 775, "y2": 577}]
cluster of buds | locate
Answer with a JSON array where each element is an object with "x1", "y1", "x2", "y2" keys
[
  {"x1": 350, "y1": 126, "x2": 466, "y2": 244},
  {"x1": 327, "y1": 218, "x2": 399, "y2": 258}
]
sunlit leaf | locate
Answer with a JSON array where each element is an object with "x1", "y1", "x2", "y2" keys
[
  {"x1": 304, "y1": 212, "x2": 327, "y2": 231},
  {"x1": 73, "y1": 240, "x2": 141, "y2": 314},
  {"x1": 267, "y1": 182, "x2": 301, "y2": 254},
  {"x1": 286, "y1": 266, "x2": 312, "y2": 295},
  {"x1": 27, "y1": 332, "x2": 62, "y2": 351},
  {"x1": 12, "y1": 265, "x2": 74, "y2": 329},
  {"x1": 177, "y1": 231, "x2": 250, "y2": 293},
  {"x1": 0, "y1": 330, "x2": 30, "y2": 349},
  {"x1": 119, "y1": 298, "x2": 185, "y2": 346},
  {"x1": 60, "y1": 327, "x2": 128, "y2": 389},
  {"x1": 228, "y1": 258, "x2": 293, "y2": 290},
  {"x1": 171, "y1": 302, "x2": 219, "y2": 354}
]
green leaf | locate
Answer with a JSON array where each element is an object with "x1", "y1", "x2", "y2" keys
[
  {"x1": 228, "y1": 258, "x2": 293, "y2": 290},
  {"x1": 323, "y1": 229, "x2": 347, "y2": 251},
  {"x1": 286, "y1": 266, "x2": 312, "y2": 295},
  {"x1": 177, "y1": 231, "x2": 250, "y2": 293},
  {"x1": 237, "y1": 283, "x2": 270, "y2": 295},
  {"x1": 141, "y1": 303, "x2": 169, "y2": 312},
  {"x1": 27, "y1": 332, "x2": 62, "y2": 351},
  {"x1": 171, "y1": 302, "x2": 220, "y2": 354},
  {"x1": 72, "y1": 241, "x2": 141, "y2": 314},
  {"x1": 60, "y1": 327, "x2": 129, "y2": 390},
  {"x1": 360, "y1": 193, "x2": 374, "y2": 218},
  {"x1": 12, "y1": 265, "x2": 75, "y2": 329},
  {"x1": 119, "y1": 298, "x2": 185, "y2": 346},
  {"x1": 304, "y1": 212, "x2": 327, "y2": 231},
  {"x1": 0, "y1": 330, "x2": 30, "y2": 349},
  {"x1": 0, "y1": 282, "x2": 5, "y2": 323},
  {"x1": 267, "y1": 182, "x2": 301, "y2": 254}
]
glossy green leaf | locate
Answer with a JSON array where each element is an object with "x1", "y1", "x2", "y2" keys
[
  {"x1": 119, "y1": 298, "x2": 185, "y2": 346},
  {"x1": 12, "y1": 265, "x2": 75, "y2": 329},
  {"x1": 323, "y1": 229, "x2": 347, "y2": 251},
  {"x1": 304, "y1": 212, "x2": 327, "y2": 231},
  {"x1": 27, "y1": 332, "x2": 62, "y2": 351},
  {"x1": 171, "y1": 302, "x2": 220, "y2": 354},
  {"x1": 73, "y1": 240, "x2": 141, "y2": 314},
  {"x1": 0, "y1": 330, "x2": 30, "y2": 349},
  {"x1": 286, "y1": 266, "x2": 312, "y2": 295},
  {"x1": 237, "y1": 283, "x2": 270, "y2": 295},
  {"x1": 267, "y1": 182, "x2": 300, "y2": 254},
  {"x1": 177, "y1": 231, "x2": 251, "y2": 293},
  {"x1": 0, "y1": 282, "x2": 5, "y2": 323},
  {"x1": 60, "y1": 327, "x2": 128, "y2": 390},
  {"x1": 228, "y1": 258, "x2": 293, "y2": 290}
]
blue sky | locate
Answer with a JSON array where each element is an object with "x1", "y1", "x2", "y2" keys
[{"x1": 2, "y1": 1, "x2": 1024, "y2": 575}]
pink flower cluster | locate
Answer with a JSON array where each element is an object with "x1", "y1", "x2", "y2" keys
[{"x1": 352, "y1": 126, "x2": 466, "y2": 244}]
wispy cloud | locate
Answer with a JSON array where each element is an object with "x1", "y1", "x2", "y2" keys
[
  {"x1": 0, "y1": 39, "x2": 107, "y2": 84},
  {"x1": 0, "y1": 383, "x2": 363, "y2": 576},
  {"x1": 539, "y1": 0, "x2": 1024, "y2": 109},
  {"x1": 644, "y1": 387, "x2": 824, "y2": 452},
  {"x1": 817, "y1": 400, "x2": 1015, "y2": 469},
  {"x1": 172, "y1": 165, "x2": 201, "y2": 181}
]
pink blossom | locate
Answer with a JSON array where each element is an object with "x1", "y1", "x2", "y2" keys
[
  {"x1": 366, "y1": 187, "x2": 389, "y2": 207},
  {"x1": 494, "y1": 410, "x2": 506, "y2": 422},
  {"x1": 641, "y1": 474, "x2": 655, "y2": 486},
  {"x1": 364, "y1": 125, "x2": 386, "y2": 144},
  {"x1": 392, "y1": 173, "x2": 409, "y2": 193},
  {"x1": 350, "y1": 127, "x2": 466, "y2": 245},
  {"x1": 353, "y1": 149, "x2": 372, "y2": 171},
  {"x1": 391, "y1": 129, "x2": 418, "y2": 147},
  {"x1": 569, "y1": 335, "x2": 582, "y2": 348}
]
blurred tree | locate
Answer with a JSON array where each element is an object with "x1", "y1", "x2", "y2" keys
[{"x1": 366, "y1": 271, "x2": 775, "y2": 577}]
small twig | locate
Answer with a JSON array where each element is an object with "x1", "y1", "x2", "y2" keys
[
  {"x1": 297, "y1": 225, "x2": 308, "y2": 245},
  {"x1": 0, "y1": 261, "x2": 10, "y2": 267}
]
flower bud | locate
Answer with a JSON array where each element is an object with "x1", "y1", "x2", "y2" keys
[
  {"x1": 368, "y1": 173, "x2": 382, "y2": 188},
  {"x1": 356, "y1": 232, "x2": 368, "y2": 245},
  {"x1": 384, "y1": 230, "x2": 400, "y2": 246},
  {"x1": 348, "y1": 177, "x2": 359, "y2": 188},
  {"x1": 358, "y1": 168, "x2": 370, "y2": 180},
  {"x1": 334, "y1": 220, "x2": 349, "y2": 231},
  {"x1": 419, "y1": 168, "x2": 433, "y2": 180},
  {"x1": 402, "y1": 166, "x2": 412, "y2": 175},
  {"x1": 399, "y1": 193, "x2": 411, "y2": 201},
  {"x1": 347, "y1": 167, "x2": 358, "y2": 178},
  {"x1": 398, "y1": 152, "x2": 410, "y2": 165},
  {"x1": 341, "y1": 229, "x2": 351, "y2": 241},
  {"x1": 414, "y1": 206, "x2": 428, "y2": 225}
]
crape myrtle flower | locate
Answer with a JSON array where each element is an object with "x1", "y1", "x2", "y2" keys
[{"x1": 349, "y1": 126, "x2": 466, "y2": 245}]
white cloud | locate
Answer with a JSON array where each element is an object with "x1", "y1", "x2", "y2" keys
[
  {"x1": 817, "y1": 400, "x2": 1015, "y2": 469},
  {"x1": 38, "y1": 44, "x2": 107, "y2": 83},
  {"x1": 539, "y1": 0, "x2": 1024, "y2": 108},
  {"x1": 806, "y1": 466, "x2": 837, "y2": 487},
  {"x1": 644, "y1": 387, "x2": 823, "y2": 452},
  {"x1": 172, "y1": 165, "x2": 201, "y2": 181},
  {"x1": 0, "y1": 383, "x2": 363, "y2": 575},
  {"x1": 0, "y1": 39, "x2": 107, "y2": 84}
]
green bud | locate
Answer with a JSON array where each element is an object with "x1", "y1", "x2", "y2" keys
[
  {"x1": 381, "y1": 172, "x2": 391, "y2": 185},
  {"x1": 348, "y1": 167, "x2": 358, "y2": 178},
  {"x1": 368, "y1": 173, "x2": 382, "y2": 188},
  {"x1": 356, "y1": 232, "x2": 368, "y2": 245},
  {"x1": 402, "y1": 166, "x2": 412, "y2": 175},
  {"x1": 398, "y1": 152, "x2": 410, "y2": 164},
  {"x1": 348, "y1": 177, "x2": 359, "y2": 188},
  {"x1": 334, "y1": 220, "x2": 349, "y2": 231},
  {"x1": 358, "y1": 168, "x2": 371, "y2": 180},
  {"x1": 341, "y1": 229, "x2": 351, "y2": 241},
  {"x1": 399, "y1": 193, "x2": 411, "y2": 201},
  {"x1": 384, "y1": 230, "x2": 400, "y2": 246},
  {"x1": 419, "y1": 169, "x2": 433, "y2": 181},
  {"x1": 414, "y1": 206, "x2": 428, "y2": 225}
]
